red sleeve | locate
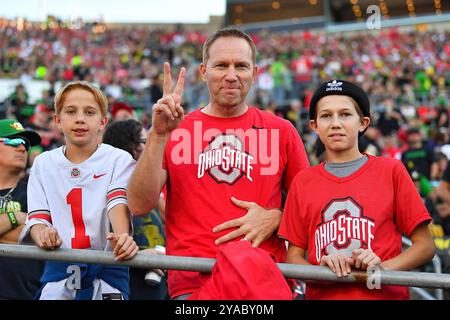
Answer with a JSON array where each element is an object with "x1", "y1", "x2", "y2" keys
[
  {"x1": 282, "y1": 122, "x2": 310, "y2": 191},
  {"x1": 278, "y1": 175, "x2": 308, "y2": 249},
  {"x1": 393, "y1": 161, "x2": 432, "y2": 236}
]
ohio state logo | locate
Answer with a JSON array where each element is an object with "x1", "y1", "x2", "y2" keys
[
  {"x1": 197, "y1": 133, "x2": 254, "y2": 185},
  {"x1": 314, "y1": 197, "x2": 375, "y2": 263},
  {"x1": 71, "y1": 168, "x2": 81, "y2": 179}
]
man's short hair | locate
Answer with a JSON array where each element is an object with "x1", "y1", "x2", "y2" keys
[{"x1": 202, "y1": 27, "x2": 256, "y2": 65}]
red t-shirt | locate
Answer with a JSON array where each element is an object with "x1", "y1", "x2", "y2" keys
[
  {"x1": 163, "y1": 106, "x2": 310, "y2": 298},
  {"x1": 278, "y1": 155, "x2": 431, "y2": 300}
]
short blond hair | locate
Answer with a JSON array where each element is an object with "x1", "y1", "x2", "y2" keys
[{"x1": 54, "y1": 81, "x2": 108, "y2": 116}]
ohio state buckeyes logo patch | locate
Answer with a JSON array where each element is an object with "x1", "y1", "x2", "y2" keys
[
  {"x1": 314, "y1": 197, "x2": 375, "y2": 262},
  {"x1": 197, "y1": 133, "x2": 254, "y2": 185},
  {"x1": 71, "y1": 168, "x2": 81, "y2": 179}
]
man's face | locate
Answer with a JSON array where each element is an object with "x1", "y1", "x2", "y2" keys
[
  {"x1": 200, "y1": 37, "x2": 257, "y2": 109},
  {"x1": 0, "y1": 137, "x2": 28, "y2": 172}
]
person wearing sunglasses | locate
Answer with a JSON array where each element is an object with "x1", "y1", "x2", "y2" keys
[{"x1": 0, "y1": 118, "x2": 44, "y2": 300}]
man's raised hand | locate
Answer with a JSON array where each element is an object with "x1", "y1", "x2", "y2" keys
[{"x1": 151, "y1": 62, "x2": 186, "y2": 135}]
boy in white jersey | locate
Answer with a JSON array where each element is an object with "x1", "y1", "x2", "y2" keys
[{"x1": 20, "y1": 81, "x2": 138, "y2": 300}]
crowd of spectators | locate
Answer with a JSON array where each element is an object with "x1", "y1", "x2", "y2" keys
[{"x1": 0, "y1": 20, "x2": 449, "y2": 239}]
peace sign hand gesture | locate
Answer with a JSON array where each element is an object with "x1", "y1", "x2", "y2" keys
[{"x1": 151, "y1": 62, "x2": 186, "y2": 135}]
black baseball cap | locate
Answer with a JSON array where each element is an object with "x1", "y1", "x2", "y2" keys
[{"x1": 309, "y1": 80, "x2": 371, "y2": 121}]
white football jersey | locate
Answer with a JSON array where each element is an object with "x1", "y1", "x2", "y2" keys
[{"x1": 20, "y1": 144, "x2": 136, "y2": 251}]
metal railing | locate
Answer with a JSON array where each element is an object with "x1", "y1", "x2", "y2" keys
[
  {"x1": 1, "y1": 244, "x2": 449, "y2": 292},
  {"x1": 402, "y1": 236, "x2": 444, "y2": 300}
]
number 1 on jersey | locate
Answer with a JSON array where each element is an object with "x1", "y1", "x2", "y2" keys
[{"x1": 67, "y1": 188, "x2": 91, "y2": 249}]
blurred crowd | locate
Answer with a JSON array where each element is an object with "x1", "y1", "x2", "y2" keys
[{"x1": 0, "y1": 22, "x2": 449, "y2": 239}]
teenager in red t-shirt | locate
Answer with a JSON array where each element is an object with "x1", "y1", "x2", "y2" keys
[{"x1": 278, "y1": 80, "x2": 435, "y2": 300}]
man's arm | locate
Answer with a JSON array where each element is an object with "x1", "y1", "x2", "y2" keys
[{"x1": 128, "y1": 62, "x2": 185, "y2": 215}]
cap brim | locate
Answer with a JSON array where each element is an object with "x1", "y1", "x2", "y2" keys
[{"x1": 8, "y1": 130, "x2": 41, "y2": 147}]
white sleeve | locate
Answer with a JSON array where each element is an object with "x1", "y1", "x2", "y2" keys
[
  {"x1": 19, "y1": 157, "x2": 53, "y2": 244},
  {"x1": 106, "y1": 152, "x2": 136, "y2": 213}
]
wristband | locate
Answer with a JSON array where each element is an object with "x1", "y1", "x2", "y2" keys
[{"x1": 7, "y1": 211, "x2": 19, "y2": 229}]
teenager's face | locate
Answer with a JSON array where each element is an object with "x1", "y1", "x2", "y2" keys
[
  {"x1": 200, "y1": 37, "x2": 257, "y2": 109},
  {"x1": 310, "y1": 95, "x2": 370, "y2": 155},
  {"x1": 55, "y1": 89, "x2": 107, "y2": 148}
]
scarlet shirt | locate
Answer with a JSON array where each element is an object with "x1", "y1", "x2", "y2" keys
[
  {"x1": 163, "y1": 107, "x2": 310, "y2": 298},
  {"x1": 278, "y1": 155, "x2": 431, "y2": 300}
]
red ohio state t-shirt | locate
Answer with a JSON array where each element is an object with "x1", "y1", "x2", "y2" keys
[
  {"x1": 279, "y1": 155, "x2": 431, "y2": 300},
  {"x1": 163, "y1": 107, "x2": 310, "y2": 298}
]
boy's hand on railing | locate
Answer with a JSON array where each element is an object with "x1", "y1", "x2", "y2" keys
[
  {"x1": 31, "y1": 225, "x2": 62, "y2": 250},
  {"x1": 107, "y1": 232, "x2": 139, "y2": 261}
]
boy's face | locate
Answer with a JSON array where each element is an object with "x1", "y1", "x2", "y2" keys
[
  {"x1": 310, "y1": 95, "x2": 370, "y2": 155},
  {"x1": 55, "y1": 88, "x2": 107, "y2": 148}
]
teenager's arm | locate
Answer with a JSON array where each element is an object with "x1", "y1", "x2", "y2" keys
[
  {"x1": 381, "y1": 223, "x2": 435, "y2": 271},
  {"x1": 286, "y1": 244, "x2": 310, "y2": 265}
]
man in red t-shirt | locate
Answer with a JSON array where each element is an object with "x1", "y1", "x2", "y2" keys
[{"x1": 128, "y1": 27, "x2": 309, "y2": 299}]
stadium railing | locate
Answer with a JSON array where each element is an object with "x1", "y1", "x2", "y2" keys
[
  {"x1": 0, "y1": 243, "x2": 449, "y2": 298},
  {"x1": 402, "y1": 236, "x2": 444, "y2": 300}
]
